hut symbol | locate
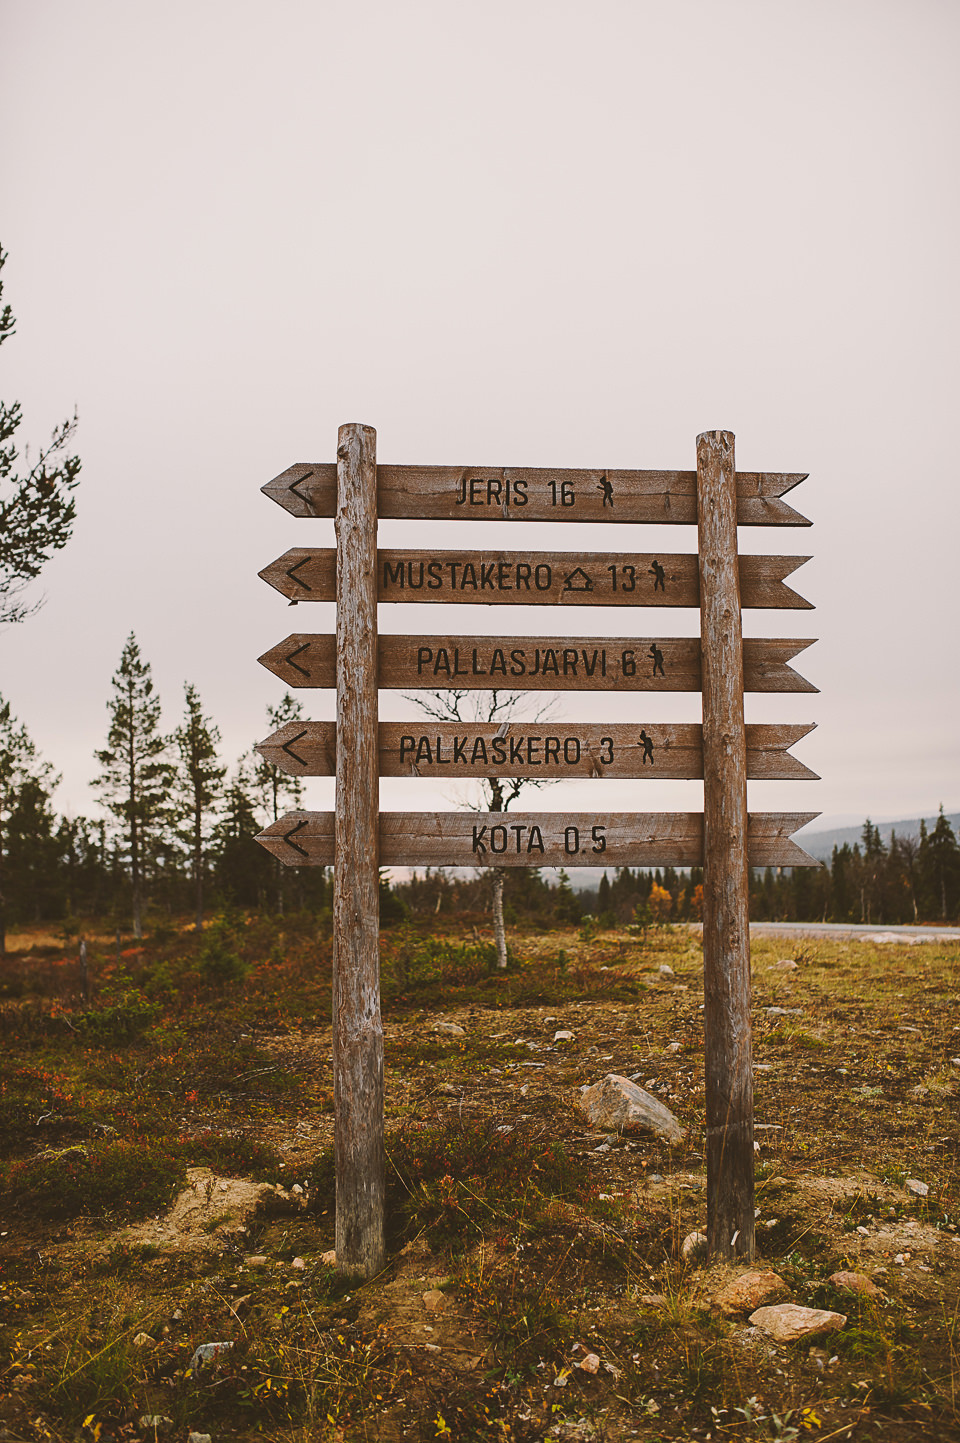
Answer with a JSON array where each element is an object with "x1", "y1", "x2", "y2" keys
[{"x1": 563, "y1": 566, "x2": 594, "y2": 592}]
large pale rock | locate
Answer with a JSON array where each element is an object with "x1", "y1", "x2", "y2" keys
[
  {"x1": 713, "y1": 1270, "x2": 789, "y2": 1317},
  {"x1": 578, "y1": 1075, "x2": 684, "y2": 1143},
  {"x1": 749, "y1": 1303, "x2": 846, "y2": 1343}
]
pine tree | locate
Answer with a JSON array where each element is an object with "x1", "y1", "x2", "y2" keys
[
  {"x1": 0, "y1": 696, "x2": 59, "y2": 953},
  {"x1": 93, "y1": 634, "x2": 174, "y2": 939},
  {"x1": 173, "y1": 684, "x2": 226, "y2": 932},
  {"x1": 0, "y1": 246, "x2": 81, "y2": 625}
]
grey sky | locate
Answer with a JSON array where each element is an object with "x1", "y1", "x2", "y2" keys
[{"x1": 1, "y1": 0, "x2": 957, "y2": 841}]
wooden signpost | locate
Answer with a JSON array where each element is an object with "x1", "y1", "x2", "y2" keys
[{"x1": 255, "y1": 426, "x2": 819, "y2": 1276}]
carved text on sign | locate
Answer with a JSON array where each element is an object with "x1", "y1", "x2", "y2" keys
[{"x1": 414, "y1": 644, "x2": 664, "y2": 680}]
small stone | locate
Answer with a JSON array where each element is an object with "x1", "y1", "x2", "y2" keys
[
  {"x1": 188, "y1": 1435, "x2": 213, "y2": 1443},
  {"x1": 856, "y1": 1225, "x2": 870, "y2": 1237},
  {"x1": 681, "y1": 1231, "x2": 707, "y2": 1262},
  {"x1": 776, "y1": 959, "x2": 799, "y2": 970},
  {"x1": 664, "y1": 1042, "x2": 681, "y2": 1054},
  {"x1": 189, "y1": 1340, "x2": 234, "y2": 1372},
  {"x1": 827, "y1": 1271, "x2": 885, "y2": 1300},
  {"x1": 554, "y1": 1030, "x2": 575, "y2": 1043},
  {"x1": 139, "y1": 1416, "x2": 173, "y2": 1433},
  {"x1": 713, "y1": 1269, "x2": 789, "y2": 1317},
  {"x1": 765, "y1": 1007, "x2": 789, "y2": 1017},
  {"x1": 578, "y1": 1074, "x2": 684, "y2": 1143},
  {"x1": 291, "y1": 1256, "x2": 306, "y2": 1270},
  {"x1": 422, "y1": 1289, "x2": 446, "y2": 1313},
  {"x1": 291, "y1": 1183, "x2": 304, "y2": 1195},
  {"x1": 950, "y1": 1057, "x2": 960, "y2": 1068},
  {"x1": 648, "y1": 1173, "x2": 665, "y2": 1184},
  {"x1": 905, "y1": 1179, "x2": 929, "y2": 1197},
  {"x1": 436, "y1": 1082, "x2": 458, "y2": 1096},
  {"x1": 321, "y1": 1249, "x2": 337, "y2": 1266},
  {"x1": 658, "y1": 964, "x2": 674, "y2": 976},
  {"x1": 749, "y1": 1304, "x2": 846, "y2": 1343},
  {"x1": 577, "y1": 1351, "x2": 601, "y2": 1373},
  {"x1": 807, "y1": 1348, "x2": 830, "y2": 1371},
  {"x1": 245, "y1": 1255, "x2": 269, "y2": 1267},
  {"x1": 132, "y1": 1332, "x2": 155, "y2": 1349},
  {"x1": 423, "y1": 1342, "x2": 441, "y2": 1352},
  {"x1": 433, "y1": 1020, "x2": 465, "y2": 1036}
]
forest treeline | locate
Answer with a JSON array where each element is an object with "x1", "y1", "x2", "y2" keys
[{"x1": 2, "y1": 634, "x2": 958, "y2": 948}]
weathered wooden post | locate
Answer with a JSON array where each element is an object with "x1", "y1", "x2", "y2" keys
[
  {"x1": 333, "y1": 422, "x2": 385, "y2": 1276},
  {"x1": 696, "y1": 429, "x2": 754, "y2": 1261}
]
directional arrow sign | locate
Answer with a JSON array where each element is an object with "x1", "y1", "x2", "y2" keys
[
  {"x1": 259, "y1": 548, "x2": 812, "y2": 610},
  {"x1": 262, "y1": 462, "x2": 810, "y2": 526},
  {"x1": 256, "y1": 720, "x2": 818, "y2": 781},
  {"x1": 255, "y1": 810, "x2": 822, "y2": 868},
  {"x1": 257, "y1": 634, "x2": 817, "y2": 693}
]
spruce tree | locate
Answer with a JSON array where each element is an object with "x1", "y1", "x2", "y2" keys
[
  {"x1": 919, "y1": 806, "x2": 960, "y2": 922},
  {"x1": 173, "y1": 683, "x2": 226, "y2": 932},
  {"x1": 250, "y1": 692, "x2": 306, "y2": 914},
  {"x1": 0, "y1": 245, "x2": 81, "y2": 625},
  {"x1": 93, "y1": 634, "x2": 173, "y2": 938},
  {"x1": 0, "y1": 695, "x2": 59, "y2": 954}
]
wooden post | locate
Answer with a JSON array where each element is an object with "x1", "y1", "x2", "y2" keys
[
  {"x1": 333, "y1": 422, "x2": 385, "y2": 1277},
  {"x1": 696, "y1": 429, "x2": 755, "y2": 1263}
]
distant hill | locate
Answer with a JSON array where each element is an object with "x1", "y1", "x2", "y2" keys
[
  {"x1": 564, "y1": 811, "x2": 960, "y2": 892},
  {"x1": 794, "y1": 813, "x2": 960, "y2": 863}
]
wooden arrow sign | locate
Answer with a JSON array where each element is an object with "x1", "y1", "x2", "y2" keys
[
  {"x1": 259, "y1": 548, "x2": 812, "y2": 610},
  {"x1": 256, "y1": 720, "x2": 818, "y2": 782},
  {"x1": 255, "y1": 809, "x2": 822, "y2": 868},
  {"x1": 262, "y1": 462, "x2": 810, "y2": 526},
  {"x1": 258, "y1": 634, "x2": 818, "y2": 693}
]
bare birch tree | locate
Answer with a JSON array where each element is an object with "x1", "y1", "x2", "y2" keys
[{"x1": 405, "y1": 688, "x2": 555, "y2": 969}]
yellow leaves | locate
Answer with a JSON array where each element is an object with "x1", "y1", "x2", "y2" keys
[{"x1": 82, "y1": 1419, "x2": 102, "y2": 1442}]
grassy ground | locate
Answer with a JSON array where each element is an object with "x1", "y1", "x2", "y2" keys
[{"x1": 1, "y1": 913, "x2": 959, "y2": 1441}]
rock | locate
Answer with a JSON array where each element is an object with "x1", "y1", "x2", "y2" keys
[
  {"x1": 765, "y1": 1007, "x2": 789, "y2": 1017},
  {"x1": 776, "y1": 959, "x2": 798, "y2": 970},
  {"x1": 132, "y1": 1332, "x2": 156, "y2": 1348},
  {"x1": 422, "y1": 1289, "x2": 446, "y2": 1313},
  {"x1": 749, "y1": 1304, "x2": 846, "y2": 1343},
  {"x1": 433, "y1": 1020, "x2": 465, "y2": 1036},
  {"x1": 658, "y1": 964, "x2": 674, "y2": 976},
  {"x1": 827, "y1": 1271, "x2": 885, "y2": 1300},
  {"x1": 664, "y1": 1041, "x2": 681, "y2": 1054},
  {"x1": 905, "y1": 1178, "x2": 929, "y2": 1197},
  {"x1": 321, "y1": 1249, "x2": 337, "y2": 1266},
  {"x1": 291, "y1": 1183, "x2": 304, "y2": 1195},
  {"x1": 291, "y1": 1256, "x2": 306, "y2": 1270},
  {"x1": 188, "y1": 1435, "x2": 213, "y2": 1443},
  {"x1": 713, "y1": 1269, "x2": 789, "y2": 1317},
  {"x1": 245, "y1": 1254, "x2": 269, "y2": 1267},
  {"x1": 576, "y1": 1351, "x2": 600, "y2": 1374},
  {"x1": 554, "y1": 1030, "x2": 575, "y2": 1043},
  {"x1": 188, "y1": 1340, "x2": 234, "y2": 1372},
  {"x1": 681, "y1": 1231, "x2": 707, "y2": 1262},
  {"x1": 578, "y1": 1075, "x2": 684, "y2": 1143}
]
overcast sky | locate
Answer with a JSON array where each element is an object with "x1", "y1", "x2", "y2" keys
[{"x1": 1, "y1": 0, "x2": 957, "y2": 845}]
